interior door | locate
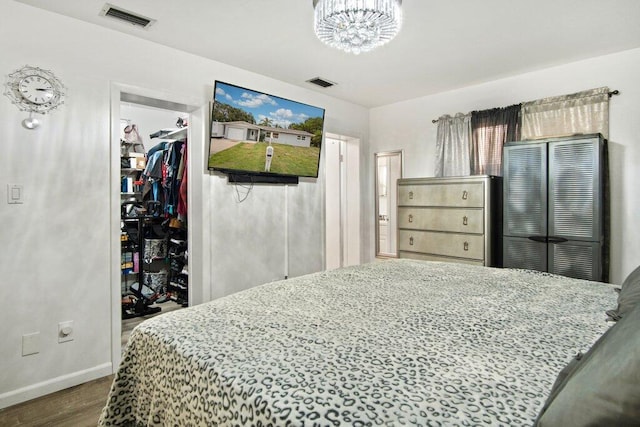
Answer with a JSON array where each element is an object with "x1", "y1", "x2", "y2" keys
[
  {"x1": 325, "y1": 137, "x2": 343, "y2": 270},
  {"x1": 325, "y1": 134, "x2": 361, "y2": 270}
]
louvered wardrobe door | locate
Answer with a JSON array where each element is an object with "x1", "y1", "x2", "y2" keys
[
  {"x1": 503, "y1": 142, "x2": 547, "y2": 236},
  {"x1": 548, "y1": 138, "x2": 602, "y2": 241},
  {"x1": 548, "y1": 136, "x2": 604, "y2": 281},
  {"x1": 550, "y1": 241, "x2": 602, "y2": 281},
  {"x1": 503, "y1": 142, "x2": 548, "y2": 271}
]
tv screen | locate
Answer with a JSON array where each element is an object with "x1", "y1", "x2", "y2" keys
[{"x1": 208, "y1": 81, "x2": 325, "y2": 179}]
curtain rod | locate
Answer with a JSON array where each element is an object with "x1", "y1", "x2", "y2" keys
[{"x1": 431, "y1": 89, "x2": 620, "y2": 124}]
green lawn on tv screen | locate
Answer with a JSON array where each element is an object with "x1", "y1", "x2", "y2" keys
[{"x1": 209, "y1": 142, "x2": 320, "y2": 176}]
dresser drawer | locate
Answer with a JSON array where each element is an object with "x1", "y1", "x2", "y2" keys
[
  {"x1": 398, "y1": 229, "x2": 485, "y2": 260},
  {"x1": 398, "y1": 207, "x2": 484, "y2": 234},
  {"x1": 398, "y1": 182, "x2": 484, "y2": 207},
  {"x1": 398, "y1": 251, "x2": 485, "y2": 266}
]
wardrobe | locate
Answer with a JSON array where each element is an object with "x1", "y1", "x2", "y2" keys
[{"x1": 502, "y1": 133, "x2": 607, "y2": 281}]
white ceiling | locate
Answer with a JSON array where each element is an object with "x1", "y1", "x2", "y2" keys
[{"x1": 16, "y1": 0, "x2": 640, "y2": 107}]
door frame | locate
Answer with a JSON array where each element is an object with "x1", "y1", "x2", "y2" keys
[
  {"x1": 109, "y1": 83, "x2": 203, "y2": 371},
  {"x1": 374, "y1": 150, "x2": 403, "y2": 258}
]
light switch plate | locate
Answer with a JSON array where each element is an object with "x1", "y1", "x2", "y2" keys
[{"x1": 7, "y1": 184, "x2": 24, "y2": 204}]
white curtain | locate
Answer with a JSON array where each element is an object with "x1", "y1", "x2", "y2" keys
[
  {"x1": 434, "y1": 113, "x2": 471, "y2": 177},
  {"x1": 521, "y1": 87, "x2": 609, "y2": 140}
]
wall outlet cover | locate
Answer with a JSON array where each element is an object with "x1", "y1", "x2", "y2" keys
[{"x1": 22, "y1": 332, "x2": 40, "y2": 356}]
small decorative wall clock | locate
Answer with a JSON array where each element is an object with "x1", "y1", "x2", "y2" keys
[{"x1": 4, "y1": 65, "x2": 66, "y2": 129}]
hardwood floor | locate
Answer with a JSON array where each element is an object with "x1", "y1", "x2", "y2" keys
[
  {"x1": 0, "y1": 375, "x2": 114, "y2": 427},
  {"x1": 0, "y1": 301, "x2": 185, "y2": 426}
]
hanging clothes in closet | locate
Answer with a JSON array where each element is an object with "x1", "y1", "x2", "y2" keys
[
  {"x1": 177, "y1": 144, "x2": 187, "y2": 221},
  {"x1": 141, "y1": 135, "x2": 187, "y2": 221}
]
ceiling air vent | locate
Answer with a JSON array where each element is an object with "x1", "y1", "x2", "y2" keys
[
  {"x1": 307, "y1": 77, "x2": 336, "y2": 88},
  {"x1": 100, "y1": 3, "x2": 156, "y2": 29}
]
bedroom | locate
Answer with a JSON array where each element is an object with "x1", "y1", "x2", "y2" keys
[{"x1": 1, "y1": 0, "x2": 639, "y2": 422}]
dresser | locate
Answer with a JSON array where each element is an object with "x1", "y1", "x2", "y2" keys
[{"x1": 397, "y1": 176, "x2": 502, "y2": 266}]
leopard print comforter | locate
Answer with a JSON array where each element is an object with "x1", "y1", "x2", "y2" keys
[{"x1": 100, "y1": 259, "x2": 616, "y2": 426}]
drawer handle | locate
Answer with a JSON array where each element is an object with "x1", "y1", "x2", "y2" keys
[
  {"x1": 464, "y1": 241, "x2": 469, "y2": 251},
  {"x1": 409, "y1": 191, "x2": 414, "y2": 200},
  {"x1": 409, "y1": 236, "x2": 414, "y2": 246},
  {"x1": 408, "y1": 214, "x2": 413, "y2": 223},
  {"x1": 462, "y1": 216, "x2": 468, "y2": 226},
  {"x1": 462, "y1": 190, "x2": 468, "y2": 200}
]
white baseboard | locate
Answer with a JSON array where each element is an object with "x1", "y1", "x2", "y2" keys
[{"x1": 0, "y1": 363, "x2": 113, "y2": 410}]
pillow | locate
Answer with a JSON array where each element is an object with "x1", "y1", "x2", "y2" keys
[
  {"x1": 535, "y1": 302, "x2": 640, "y2": 426},
  {"x1": 606, "y1": 264, "x2": 640, "y2": 320}
]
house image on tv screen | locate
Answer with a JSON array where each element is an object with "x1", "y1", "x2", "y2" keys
[
  {"x1": 208, "y1": 81, "x2": 325, "y2": 177},
  {"x1": 212, "y1": 120, "x2": 313, "y2": 148}
]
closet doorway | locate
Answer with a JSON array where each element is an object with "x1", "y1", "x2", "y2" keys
[
  {"x1": 119, "y1": 101, "x2": 190, "y2": 345},
  {"x1": 110, "y1": 84, "x2": 206, "y2": 370},
  {"x1": 325, "y1": 134, "x2": 360, "y2": 270}
]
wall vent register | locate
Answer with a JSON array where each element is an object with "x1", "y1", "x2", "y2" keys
[{"x1": 100, "y1": 3, "x2": 156, "y2": 29}]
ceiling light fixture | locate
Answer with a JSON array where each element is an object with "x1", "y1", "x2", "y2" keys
[{"x1": 313, "y1": 0, "x2": 402, "y2": 55}]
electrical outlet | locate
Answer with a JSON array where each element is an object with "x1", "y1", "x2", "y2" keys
[
  {"x1": 22, "y1": 332, "x2": 40, "y2": 356},
  {"x1": 58, "y1": 321, "x2": 74, "y2": 343}
]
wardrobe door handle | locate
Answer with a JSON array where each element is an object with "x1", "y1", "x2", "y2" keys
[
  {"x1": 463, "y1": 241, "x2": 469, "y2": 251},
  {"x1": 463, "y1": 216, "x2": 468, "y2": 226},
  {"x1": 408, "y1": 214, "x2": 413, "y2": 223},
  {"x1": 462, "y1": 190, "x2": 468, "y2": 200},
  {"x1": 548, "y1": 236, "x2": 569, "y2": 244},
  {"x1": 409, "y1": 236, "x2": 414, "y2": 246}
]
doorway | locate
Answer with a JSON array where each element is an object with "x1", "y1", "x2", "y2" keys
[
  {"x1": 375, "y1": 150, "x2": 403, "y2": 258},
  {"x1": 119, "y1": 101, "x2": 190, "y2": 345},
  {"x1": 325, "y1": 134, "x2": 360, "y2": 270},
  {"x1": 110, "y1": 83, "x2": 205, "y2": 370}
]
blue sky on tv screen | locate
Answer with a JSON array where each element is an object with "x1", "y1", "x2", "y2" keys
[{"x1": 214, "y1": 82, "x2": 324, "y2": 129}]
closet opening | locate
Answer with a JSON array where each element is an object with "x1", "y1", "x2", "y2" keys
[
  {"x1": 119, "y1": 100, "x2": 189, "y2": 341},
  {"x1": 110, "y1": 85, "x2": 203, "y2": 369}
]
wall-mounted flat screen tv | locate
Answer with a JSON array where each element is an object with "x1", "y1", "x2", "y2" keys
[{"x1": 208, "y1": 81, "x2": 325, "y2": 181}]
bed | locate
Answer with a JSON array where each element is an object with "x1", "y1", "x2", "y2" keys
[{"x1": 99, "y1": 259, "x2": 620, "y2": 426}]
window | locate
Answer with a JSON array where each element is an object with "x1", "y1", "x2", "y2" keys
[{"x1": 470, "y1": 105, "x2": 521, "y2": 176}]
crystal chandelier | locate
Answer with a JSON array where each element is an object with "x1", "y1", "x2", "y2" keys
[{"x1": 313, "y1": 0, "x2": 403, "y2": 55}]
